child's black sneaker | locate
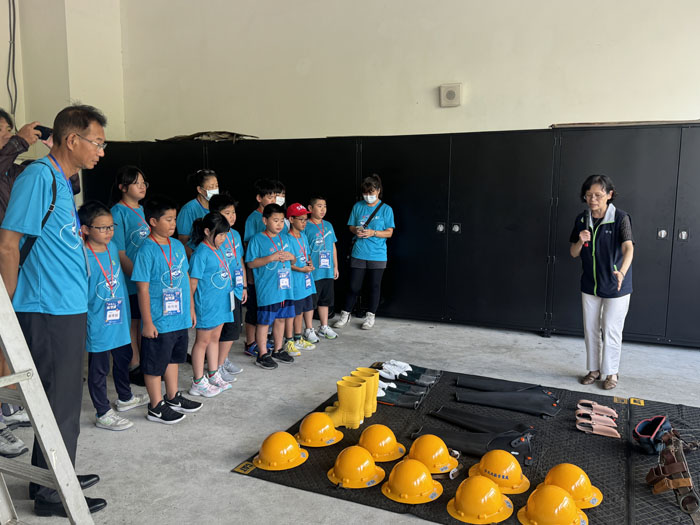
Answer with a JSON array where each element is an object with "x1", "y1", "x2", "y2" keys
[
  {"x1": 271, "y1": 350, "x2": 294, "y2": 364},
  {"x1": 255, "y1": 353, "x2": 278, "y2": 370},
  {"x1": 165, "y1": 391, "x2": 203, "y2": 413},
  {"x1": 146, "y1": 400, "x2": 185, "y2": 425}
]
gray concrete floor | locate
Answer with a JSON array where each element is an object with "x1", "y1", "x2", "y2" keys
[{"x1": 6, "y1": 317, "x2": 700, "y2": 524}]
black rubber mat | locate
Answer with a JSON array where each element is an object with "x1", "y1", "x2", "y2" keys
[{"x1": 232, "y1": 369, "x2": 700, "y2": 524}]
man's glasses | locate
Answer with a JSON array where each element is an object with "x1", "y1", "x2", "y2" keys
[
  {"x1": 76, "y1": 134, "x2": 107, "y2": 151},
  {"x1": 88, "y1": 224, "x2": 115, "y2": 232}
]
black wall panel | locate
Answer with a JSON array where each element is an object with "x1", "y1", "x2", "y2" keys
[
  {"x1": 360, "y1": 135, "x2": 451, "y2": 320},
  {"x1": 448, "y1": 131, "x2": 555, "y2": 329},
  {"x1": 551, "y1": 127, "x2": 680, "y2": 339}
]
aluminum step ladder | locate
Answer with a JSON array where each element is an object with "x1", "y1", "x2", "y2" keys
[{"x1": 0, "y1": 276, "x2": 92, "y2": 524}]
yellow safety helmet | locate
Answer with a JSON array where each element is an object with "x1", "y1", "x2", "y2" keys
[
  {"x1": 447, "y1": 475, "x2": 514, "y2": 524},
  {"x1": 327, "y1": 445, "x2": 385, "y2": 489},
  {"x1": 408, "y1": 434, "x2": 459, "y2": 475},
  {"x1": 253, "y1": 431, "x2": 309, "y2": 471},
  {"x1": 294, "y1": 412, "x2": 344, "y2": 448},
  {"x1": 540, "y1": 463, "x2": 602, "y2": 509},
  {"x1": 517, "y1": 485, "x2": 588, "y2": 525},
  {"x1": 381, "y1": 458, "x2": 443, "y2": 504},
  {"x1": 468, "y1": 449, "x2": 530, "y2": 494},
  {"x1": 358, "y1": 424, "x2": 406, "y2": 462}
]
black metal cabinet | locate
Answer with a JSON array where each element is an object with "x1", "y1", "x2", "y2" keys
[
  {"x1": 550, "y1": 127, "x2": 680, "y2": 340},
  {"x1": 666, "y1": 127, "x2": 700, "y2": 344},
  {"x1": 360, "y1": 135, "x2": 451, "y2": 320},
  {"x1": 448, "y1": 131, "x2": 555, "y2": 329}
]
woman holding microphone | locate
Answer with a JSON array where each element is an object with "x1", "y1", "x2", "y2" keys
[{"x1": 570, "y1": 175, "x2": 634, "y2": 390}]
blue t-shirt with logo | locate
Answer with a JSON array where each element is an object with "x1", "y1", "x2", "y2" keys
[
  {"x1": 304, "y1": 219, "x2": 337, "y2": 281},
  {"x1": 131, "y1": 237, "x2": 192, "y2": 334},
  {"x1": 348, "y1": 200, "x2": 395, "y2": 262},
  {"x1": 86, "y1": 241, "x2": 131, "y2": 352},
  {"x1": 286, "y1": 232, "x2": 316, "y2": 300},
  {"x1": 245, "y1": 231, "x2": 294, "y2": 307},
  {"x1": 244, "y1": 209, "x2": 288, "y2": 243},
  {"x1": 176, "y1": 198, "x2": 208, "y2": 249},
  {"x1": 1, "y1": 157, "x2": 87, "y2": 314},
  {"x1": 189, "y1": 242, "x2": 234, "y2": 330},
  {"x1": 111, "y1": 202, "x2": 150, "y2": 296},
  {"x1": 222, "y1": 229, "x2": 245, "y2": 301}
]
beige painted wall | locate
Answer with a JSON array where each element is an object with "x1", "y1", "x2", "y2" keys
[{"x1": 119, "y1": 0, "x2": 700, "y2": 140}]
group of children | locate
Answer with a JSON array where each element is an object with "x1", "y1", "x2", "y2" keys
[{"x1": 81, "y1": 170, "x2": 340, "y2": 427}]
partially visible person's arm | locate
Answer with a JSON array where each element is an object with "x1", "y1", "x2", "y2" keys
[{"x1": 0, "y1": 229, "x2": 22, "y2": 299}]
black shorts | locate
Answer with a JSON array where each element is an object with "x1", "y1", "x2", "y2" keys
[
  {"x1": 140, "y1": 328, "x2": 188, "y2": 376},
  {"x1": 220, "y1": 296, "x2": 243, "y2": 342},
  {"x1": 350, "y1": 256, "x2": 387, "y2": 270},
  {"x1": 129, "y1": 293, "x2": 141, "y2": 320},
  {"x1": 313, "y1": 278, "x2": 335, "y2": 308},
  {"x1": 244, "y1": 283, "x2": 258, "y2": 325},
  {"x1": 294, "y1": 295, "x2": 314, "y2": 316}
]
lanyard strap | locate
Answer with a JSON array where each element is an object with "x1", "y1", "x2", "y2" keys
[
  {"x1": 119, "y1": 200, "x2": 150, "y2": 230},
  {"x1": 311, "y1": 219, "x2": 326, "y2": 250},
  {"x1": 290, "y1": 232, "x2": 308, "y2": 261},
  {"x1": 225, "y1": 232, "x2": 238, "y2": 261},
  {"x1": 204, "y1": 242, "x2": 233, "y2": 287},
  {"x1": 48, "y1": 154, "x2": 80, "y2": 231},
  {"x1": 264, "y1": 231, "x2": 282, "y2": 252},
  {"x1": 86, "y1": 242, "x2": 115, "y2": 297},
  {"x1": 150, "y1": 235, "x2": 173, "y2": 286}
]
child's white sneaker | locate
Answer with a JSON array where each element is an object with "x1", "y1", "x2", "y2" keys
[
  {"x1": 208, "y1": 370, "x2": 233, "y2": 391},
  {"x1": 95, "y1": 409, "x2": 133, "y2": 431},
  {"x1": 333, "y1": 311, "x2": 351, "y2": 328},
  {"x1": 361, "y1": 312, "x2": 376, "y2": 330},
  {"x1": 217, "y1": 365, "x2": 239, "y2": 384},
  {"x1": 223, "y1": 357, "x2": 243, "y2": 375},
  {"x1": 189, "y1": 377, "x2": 222, "y2": 398},
  {"x1": 303, "y1": 328, "x2": 320, "y2": 344},
  {"x1": 318, "y1": 325, "x2": 338, "y2": 339},
  {"x1": 284, "y1": 340, "x2": 301, "y2": 356},
  {"x1": 294, "y1": 337, "x2": 316, "y2": 350},
  {"x1": 115, "y1": 393, "x2": 150, "y2": 412}
]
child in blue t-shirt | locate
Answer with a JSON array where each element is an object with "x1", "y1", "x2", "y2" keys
[
  {"x1": 242, "y1": 179, "x2": 280, "y2": 358},
  {"x1": 245, "y1": 203, "x2": 297, "y2": 370},
  {"x1": 286, "y1": 203, "x2": 318, "y2": 353},
  {"x1": 209, "y1": 194, "x2": 246, "y2": 380},
  {"x1": 110, "y1": 165, "x2": 150, "y2": 385},
  {"x1": 177, "y1": 169, "x2": 219, "y2": 257},
  {"x1": 79, "y1": 201, "x2": 149, "y2": 431},
  {"x1": 305, "y1": 196, "x2": 339, "y2": 340},
  {"x1": 131, "y1": 196, "x2": 202, "y2": 424},
  {"x1": 188, "y1": 212, "x2": 235, "y2": 398}
]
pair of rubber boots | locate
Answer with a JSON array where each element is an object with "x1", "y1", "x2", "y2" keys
[{"x1": 325, "y1": 367, "x2": 379, "y2": 429}]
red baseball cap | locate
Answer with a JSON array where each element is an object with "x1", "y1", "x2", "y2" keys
[{"x1": 287, "y1": 203, "x2": 309, "y2": 218}]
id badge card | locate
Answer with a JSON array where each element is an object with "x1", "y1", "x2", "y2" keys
[
  {"x1": 163, "y1": 288, "x2": 182, "y2": 316},
  {"x1": 278, "y1": 268, "x2": 291, "y2": 290},
  {"x1": 229, "y1": 290, "x2": 236, "y2": 311},
  {"x1": 319, "y1": 250, "x2": 331, "y2": 269},
  {"x1": 304, "y1": 273, "x2": 312, "y2": 289},
  {"x1": 234, "y1": 268, "x2": 244, "y2": 287},
  {"x1": 104, "y1": 298, "x2": 123, "y2": 325}
]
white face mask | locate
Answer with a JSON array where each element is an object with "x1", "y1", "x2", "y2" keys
[
  {"x1": 363, "y1": 194, "x2": 378, "y2": 204},
  {"x1": 276, "y1": 196, "x2": 286, "y2": 206},
  {"x1": 202, "y1": 188, "x2": 219, "y2": 201}
]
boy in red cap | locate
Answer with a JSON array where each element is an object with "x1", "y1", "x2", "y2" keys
[{"x1": 285, "y1": 203, "x2": 318, "y2": 352}]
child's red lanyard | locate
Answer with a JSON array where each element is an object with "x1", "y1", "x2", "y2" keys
[
  {"x1": 120, "y1": 200, "x2": 150, "y2": 231},
  {"x1": 264, "y1": 231, "x2": 281, "y2": 253},
  {"x1": 310, "y1": 219, "x2": 326, "y2": 250},
  {"x1": 204, "y1": 241, "x2": 232, "y2": 287},
  {"x1": 225, "y1": 232, "x2": 237, "y2": 260},
  {"x1": 150, "y1": 235, "x2": 173, "y2": 286},
  {"x1": 86, "y1": 241, "x2": 115, "y2": 297},
  {"x1": 290, "y1": 232, "x2": 308, "y2": 261}
]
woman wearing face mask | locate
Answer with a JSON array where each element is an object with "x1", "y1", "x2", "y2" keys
[
  {"x1": 334, "y1": 174, "x2": 394, "y2": 330},
  {"x1": 177, "y1": 169, "x2": 219, "y2": 257}
]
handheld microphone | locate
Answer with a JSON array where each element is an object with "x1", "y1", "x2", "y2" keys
[{"x1": 584, "y1": 210, "x2": 591, "y2": 248}]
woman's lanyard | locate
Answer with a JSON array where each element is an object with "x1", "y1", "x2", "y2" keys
[
  {"x1": 120, "y1": 200, "x2": 150, "y2": 232},
  {"x1": 205, "y1": 241, "x2": 232, "y2": 287},
  {"x1": 150, "y1": 235, "x2": 173, "y2": 286},
  {"x1": 86, "y1": 242, "x2": 115, "y2": 297},
  {"x1": 290, "y1": 232, "x2": 308, "y2": 261},
  {"x1": 48, "y1": 153, "x2": 80, "y2": 231},
  {"x1": 311, "y1": 219, "x2": 326, "y2": 250}
]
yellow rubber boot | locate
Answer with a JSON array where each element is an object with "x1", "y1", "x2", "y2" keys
[
  {"x1": 325, "y1": 380, "x2": 364, "y2": 429},
  {"x1": 341, "y1": 376, "x2": 368, "y2": 424},
  {"x1": 354, "y1": 367, "x2": 379, "y2": 416}
]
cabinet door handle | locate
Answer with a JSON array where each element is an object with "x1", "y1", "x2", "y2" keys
[
  {"x1": 451, "y1": 223, "x2": 462, "y2": 234},
  {"x1": 678, "y1": 230, "x2": 689, "y2": 241},
  {"x1": 657, "y1": 229, "x2": 667, "y2": 240},
  {"x1": 436, "y1": 222, "x2": 446, "y2": 233}
]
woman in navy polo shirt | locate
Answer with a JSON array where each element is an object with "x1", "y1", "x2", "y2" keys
[
  {"x1": 570, "y1": 174, "x2": 634, "y2": 390},
  {"x1": 334, "y1": 174, "x2": 395, "y2": 330}
]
